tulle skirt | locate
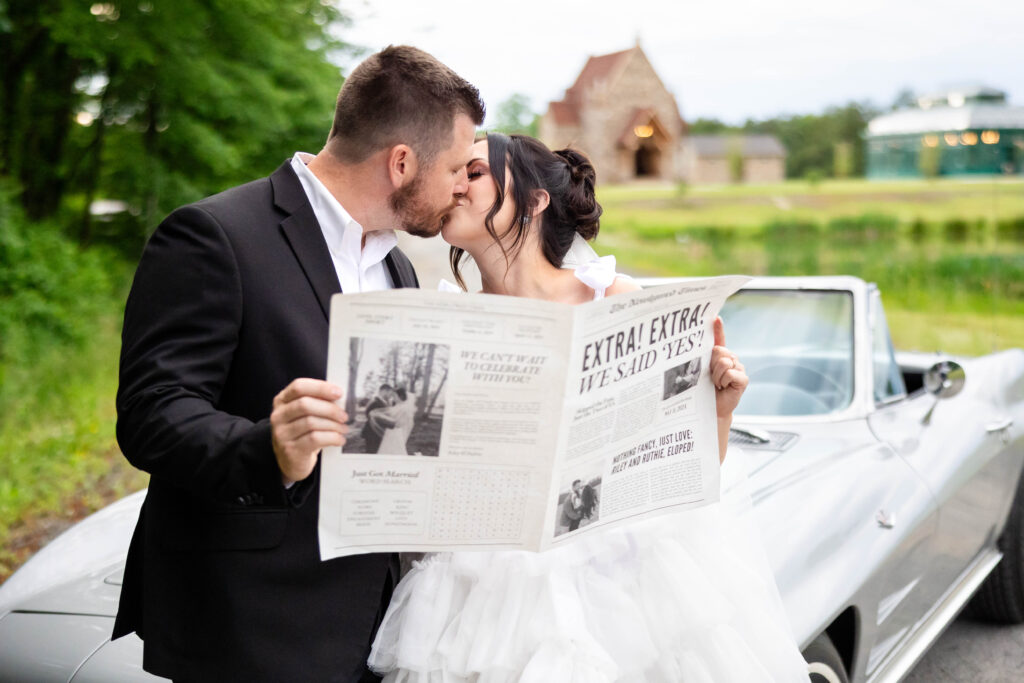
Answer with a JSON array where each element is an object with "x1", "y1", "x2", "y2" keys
[{"x1": 367, "y1": 453, "x2": 810, "y2": 682}]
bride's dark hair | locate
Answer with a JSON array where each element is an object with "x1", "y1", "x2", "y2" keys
[{"x1": 449, "y1": 133, "x2": 602, "y2": 289}]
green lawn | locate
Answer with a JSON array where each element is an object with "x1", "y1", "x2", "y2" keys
[
  {"x1": 0, "y1": 313, "x2": 147, "y2": 579},
  {"x1": 599, "y1": 177, "x2": 1024, "y2": 230},
  {"x1": 595, "y1": 177, "x2": 1024, "y2": 356}
]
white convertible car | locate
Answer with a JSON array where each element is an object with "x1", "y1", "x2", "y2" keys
[{"x1": 1, "y1": 276, "x2": 1022, "y2": 682}]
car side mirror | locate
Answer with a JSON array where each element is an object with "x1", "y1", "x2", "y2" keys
[
  {"x1": 921, "y1": 360, "x2": 965, "y2": 425},
  {"x1": 924, "y1": 360, "x2": 965, "y2": 399}
]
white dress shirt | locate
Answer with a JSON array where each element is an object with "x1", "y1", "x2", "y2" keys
[{"x1": 290, "y1": 152, "x2": 397, "y2": 292}]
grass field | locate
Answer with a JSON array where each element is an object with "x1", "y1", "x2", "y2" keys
[
  {"x1": 0, "y1": 313, "x2": 147, "y2": 579},
  {"x1": 599, "y1": 177, "x2": 1024, "y2": 229},
  {"x1": 595, "y1": 177, "x2": 1024, "y2": 355}
]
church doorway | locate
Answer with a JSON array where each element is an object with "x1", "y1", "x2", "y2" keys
[{"x1": 635, "y1": 143, "x2": 662, "y2": 177}]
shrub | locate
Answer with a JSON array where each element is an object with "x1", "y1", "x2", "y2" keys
[
  {"x1": 997, "y1": 216, "x2": 1024, "y2": 243},
  {"x1": 0, "y1": 181, "x2": 125, "y2": 403}
]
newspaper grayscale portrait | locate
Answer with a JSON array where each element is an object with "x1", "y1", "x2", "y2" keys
[
  {"x1": 663, "y1": 357, "x2": 702, "y2": 400},
  {"x1": 344, "y1": 337, "x2": 448, "y2": 457}
]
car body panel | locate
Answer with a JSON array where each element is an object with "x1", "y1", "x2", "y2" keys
[
  {"x1": 0, "y1": 612, "x2": 114, "y2": 681},
  {"x1": 72, "y1": 633, "x2": 161, "y2": 683}
]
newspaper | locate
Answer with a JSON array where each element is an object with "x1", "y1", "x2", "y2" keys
[{"x1": 318, "y1": 276, "x2": 749, "y2": 559}]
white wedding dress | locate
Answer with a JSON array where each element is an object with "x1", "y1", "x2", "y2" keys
[
  {"x1": 367, "y1": 257, "x2": 810, "y2": 682},
  {"x1": 377, "y1": 398, "x2": 417, "y2": 455}
]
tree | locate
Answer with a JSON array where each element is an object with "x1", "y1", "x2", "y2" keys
[
  {"x1": 491, "y1": 93, "x2": 539, "y2": 136},
  {"x1": 919, "y1": 141, "x2": 942, "y2": 179},
  {"x1": 891, "y1": 87, "x2": 918, "y2": 111},
  {"x1": 687, "y1": 118, "x2": 733, "y2": 135},
  {"x1": 727, "y1": 136, "x2": 745, "y2": 183},
  {"x1": 743, "y1": 101, "x2": 878, "y2": 179},
  {"x1": 416, "y1": 343, "x2": 436, "y2": 417},
  {"x1": 346, "y1": 338, "x2": 363, "y2": 420},
  {"x1": 833, "y1": 141, "x2": 854, "y2": 179},
  {"x1": 1, "y1": 1, "x2": 354, "y2": 241}
]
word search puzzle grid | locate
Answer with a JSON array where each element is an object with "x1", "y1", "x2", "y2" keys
[{"x1": 430, "y1": 467, "x2": 531, "y2": 541}]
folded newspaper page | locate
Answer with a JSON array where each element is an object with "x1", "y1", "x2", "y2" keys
[{"x1": 318, "y1": 276, "x2": 749, "y2": 559}]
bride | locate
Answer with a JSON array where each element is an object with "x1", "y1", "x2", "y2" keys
[
  {"x1": 368, "y1": 133, "x2": 810, "y2": 682},
  {"x1": 370, "y1": 387, "x2": 417, "y2": 455}
]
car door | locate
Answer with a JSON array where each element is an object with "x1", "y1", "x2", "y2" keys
[
  {"x1": 866, "y1": 292, "x2": 1009, "y2": 640},
  {"x1": 860, "y1": 291, "x2": 946, "y2": 675}
]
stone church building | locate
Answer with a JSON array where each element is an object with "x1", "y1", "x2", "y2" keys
[
  {"x1": 540, "y1": 44, "x2": 786, "y2": 184},
  {"x1": 540, "y1": 43, "x2": 685, "y2": 183}
]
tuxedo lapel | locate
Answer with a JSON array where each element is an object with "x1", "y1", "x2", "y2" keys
[
  {"x1": 271, "y1": 162, "x2": 340, "y2": 320},
  {"x1": 385, "y1": 248, "x2": 420, "y2": 289}
]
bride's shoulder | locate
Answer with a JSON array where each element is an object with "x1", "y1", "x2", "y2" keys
[
  {"x1": 605, "y1": 275, "x2": 641, "y2": 296},
  {"x1": 570, "y1": 253, "x2": 640, "y2": 297}
]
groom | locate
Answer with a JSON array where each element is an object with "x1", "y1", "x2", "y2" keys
[
  {"x1": 362, "y1": 384, "x2": 396, "y2": 454},
  {"x1": 113, "y1": 46, "x2": 484, "y2": 681}
]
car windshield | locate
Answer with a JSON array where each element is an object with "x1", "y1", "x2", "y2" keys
[{"x1": 720, "y1": 289, "x2": 854, "y2": 416}]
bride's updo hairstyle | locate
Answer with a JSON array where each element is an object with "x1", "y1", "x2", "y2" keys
[{"x1": 449, "y1": 132, "x2": 602, "y2": 288}]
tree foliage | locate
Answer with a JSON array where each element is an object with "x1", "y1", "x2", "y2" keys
[
  {"x1": 490, "y1": 93, "x2": 539, "y2": 136},
  {"x1": 687, "y1": 102, "x2": 880, "y2": 179},
  {"x1": 743, "y1": 102, "x2": 878, "y2": 179},
  {"x1": 0, "y1": 0, "x2": 352, "y2": 243}
]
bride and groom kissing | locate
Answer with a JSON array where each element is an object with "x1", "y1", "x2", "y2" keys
[
  {"x1": 361, "y1": 384, "x2": 416, "y2": 455},
  {"x1": 113, "y1": 44, "x2": 810, "y2": 682}
]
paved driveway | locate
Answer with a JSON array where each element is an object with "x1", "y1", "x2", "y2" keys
[{"x1": 904, "y1": 617, "x2": 1024, "y2": 682}]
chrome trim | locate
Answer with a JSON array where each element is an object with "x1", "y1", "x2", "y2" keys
[
  {"x1": 730, "y1": 425, "x2": 771, "y2": 444},
  {"x1": 868, "y1": 550, "x2": 1003, "y2": 683},
  {"x1": 986, "y1": 418, "x2": 1014, "y2": 433}
]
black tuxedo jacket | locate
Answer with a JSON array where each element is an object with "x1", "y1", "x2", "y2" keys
[
  {"x1": 360, "y1": 396, "x2": 388, "y2": 452},
  {"x1": 113, "y1": 162, "x2": 418, "y2": 682}
]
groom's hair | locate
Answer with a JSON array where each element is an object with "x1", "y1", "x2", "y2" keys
[{"x1": 326, "y1": 45, "x2": 485, "y2": 166}]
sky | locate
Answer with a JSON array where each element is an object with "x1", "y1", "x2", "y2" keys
[{"x1": 335, "y1": 0, "x2": 1024, "y2": 126}]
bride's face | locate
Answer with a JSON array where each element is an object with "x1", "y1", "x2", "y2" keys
[{"x1": 441, "y1": 139, "x2": 517, "y2": 252}]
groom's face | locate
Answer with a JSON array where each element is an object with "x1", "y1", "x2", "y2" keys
[{"x1": 392, "y1": 113, "x2": 476, "y2": 238}]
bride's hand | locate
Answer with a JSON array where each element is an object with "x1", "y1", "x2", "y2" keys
[{"x1": 711, "y1": 317, "x2": 748, "y2": 418}]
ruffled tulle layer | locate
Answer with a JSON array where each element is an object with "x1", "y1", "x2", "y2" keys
[{"x1": 368, "y1": 456, "x2": 810, "y2": 683}]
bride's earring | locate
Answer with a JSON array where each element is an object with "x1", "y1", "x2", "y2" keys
[{"x1": 521, "y1": 215, "x2": 530, "y2": 226}]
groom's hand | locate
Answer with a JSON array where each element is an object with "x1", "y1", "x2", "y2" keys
[{"x1": 271, "y1": 378, "x2": 349, "y2": 485}]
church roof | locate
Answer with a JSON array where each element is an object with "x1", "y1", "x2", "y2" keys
[
  {"x1": 569, "y1": 49, "x2": 634, "y2": 95},
  {"x1": 547, "y1": 48, "x2": 636, "y2": 126}
]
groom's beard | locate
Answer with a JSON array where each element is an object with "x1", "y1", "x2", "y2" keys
[{"x1": 391, "y1": 176, "x2": 453, "y2": 238}]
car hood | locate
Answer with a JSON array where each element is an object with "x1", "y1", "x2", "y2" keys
[
  {"x1": 0, "y1": 490, "x2": 143, "y2": 617},
  {"x1": 7, "y1": 561, "x2": 125, "y2": 618}
]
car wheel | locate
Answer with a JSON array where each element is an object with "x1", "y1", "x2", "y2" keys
[
  {"x1": 967, "y1": 468, "x2": 1024, "y2": 623},
  {"x1": 803, "y1": 633, "x2": 849, "y2": 683}
]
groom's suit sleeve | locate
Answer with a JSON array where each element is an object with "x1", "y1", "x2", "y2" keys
[{"x1": 116, "y1": 205, "x2": 283, "y2": 505}]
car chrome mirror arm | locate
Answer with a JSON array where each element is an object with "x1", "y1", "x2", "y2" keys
[{"x1": 921, "y1": 360, "x2": 966, "y2": 425}]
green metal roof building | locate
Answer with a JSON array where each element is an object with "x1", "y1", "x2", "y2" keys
[{"x1": 866, "y1": 86, "x2": 1024, "y2": 178}]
